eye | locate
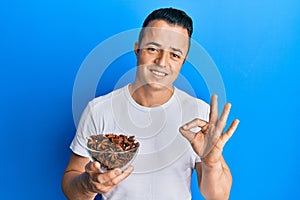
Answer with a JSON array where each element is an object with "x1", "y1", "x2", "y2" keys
[
  {"x1": 171, "y1": 52, "x2": 181, "y2": 60},
  {"x1": 147, "y1": 47, "x2": 158, "y2": 52}
]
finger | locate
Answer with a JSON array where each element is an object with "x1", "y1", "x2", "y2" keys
[
  {"x1": 209, "y1": 94, "x2": 218, "y2": 124},
  {"x1": 110, "y1": 165, "x2": 134, "y2": 185},
  {"x1": 85, "y1": 161, "x2": 101, "y2": 173},
  {"x1": 179, "y1": 127, "x2": 196, "y2": 143},
  {"x1": 181, "y1": 118, "x2": 207, "y2": 130},
  {"x1": 97, "y1": 166, "x2": 134, "y2": 192},
  {"x1": 201, "y1": 125, "x2": 221, "y2": 158},
  {"x1": 220, "y1": 119, "x2": 239, "y2": 146},
  {"x1": 107, "y1": 168, "x2": 122, "y2": 179},
  {"x1": 216, "y1": 103, "x2": 231, "y2": 131},
  {"x1": 200, "y1": 123, "x2": 209, "y2": 133},
  {"x1": 97, "y1": 168, "x2": 122, "y2": 186}
]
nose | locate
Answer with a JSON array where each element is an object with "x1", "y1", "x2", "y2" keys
[{"x1": 154, "y1": 50, "x2": 168, "y2": 67}]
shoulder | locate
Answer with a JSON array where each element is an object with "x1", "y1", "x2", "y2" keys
[
  {"x1": 175, "y1": 88, "x2": 209, "y2": 109},
  {"x1": 88, "y1": 86, "x2": 127, "y2": 110},
  {"x1": 174, "y1": 88, "x2": 210, "y2": 121}
]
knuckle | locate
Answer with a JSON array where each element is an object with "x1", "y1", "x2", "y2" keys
[
  {"x1": 106, "y1": 173, "x2": 115, "y2": 181},
  {"x1": 96, "y1": 174, "x2": 106, "y2": 184},
  {"x1": 95, "y1": 184, "x2": 104, "y2": 192},
  {"x1": 102, "y1": 187, "x2": 111, "y2": 194},
  {"x1": 95, "y1": 177, "x2": 102, "y2": 184},
  {"x1": 108, "y1": 170, "x2": 116, "y2": 176},
  {"x1": 111, "y1": 178, "x2": 119, "y2": 185},
  {"x1": 88, "y1": 180, "x2": 101, "y2": 193},
  {"x1": 85, "y1": 164, "x2": 90, "y2": 172},
  {"x1": 85, "y1": 162, "x2": 93, "y2": 172}
]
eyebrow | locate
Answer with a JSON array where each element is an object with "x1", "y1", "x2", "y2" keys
[
  {"x1": 145, "y1": 42, "x2": 183, "y2": 56},
  {"x1": 145, "y1": 42, "x2": 162, "y2": 47},
  {"x1": 170, "y1": 47, "x2": 183, "y2": 56}
]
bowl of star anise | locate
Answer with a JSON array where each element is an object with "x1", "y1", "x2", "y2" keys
[{"x1": 86, "y1": 133, "x2": 140, "y2": 172}]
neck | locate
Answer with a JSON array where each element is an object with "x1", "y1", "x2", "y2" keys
[{"x1": 129, "y1": 83, "x2": 174, "y2": 107}]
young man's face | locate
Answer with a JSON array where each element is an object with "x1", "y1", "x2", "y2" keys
[{"x1": 134, "y1": 20, "x2": 190, "y2": 90}]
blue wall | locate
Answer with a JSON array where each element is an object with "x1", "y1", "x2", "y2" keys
[{"x1": 1, "y1": 0, "x2": 299, "y2": 199}]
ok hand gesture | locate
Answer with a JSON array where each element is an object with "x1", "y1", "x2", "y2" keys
[{"x1": 179, "y1": 95, "x2": 239, "y2": 165}]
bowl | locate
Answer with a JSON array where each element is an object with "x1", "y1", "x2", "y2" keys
[{"x1": 86, "y1": 134, "x2": 139, "y2": 172}]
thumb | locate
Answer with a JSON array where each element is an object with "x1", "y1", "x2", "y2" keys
[{"x1": 85, "y1": 161, "x2": 101, "y2": 173}]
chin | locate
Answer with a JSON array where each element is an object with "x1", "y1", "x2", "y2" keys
[{"x1": 146, "y1": 81, "x2": 173, "y2": 91}]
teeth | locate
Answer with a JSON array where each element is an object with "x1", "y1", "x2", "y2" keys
[{"x1": 151, "y1": 70, "x2": 167, "y2": 77}]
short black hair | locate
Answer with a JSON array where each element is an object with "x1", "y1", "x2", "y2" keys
[{"x1": 138, "y1": 8, "x2": 193, "y2": 45}]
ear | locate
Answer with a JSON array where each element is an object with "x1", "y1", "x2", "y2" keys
[{"x1": 134, "y1": 42, "x2": 139, "y2": 57}]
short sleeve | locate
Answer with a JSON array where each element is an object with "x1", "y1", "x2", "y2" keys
[{"x1": 70, "y1": 102, "x2": 98, "y2": 157}]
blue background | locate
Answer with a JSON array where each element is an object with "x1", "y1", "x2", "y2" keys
[{"x1": 1, "y1": 0, "x2": 299, "y2": 199}]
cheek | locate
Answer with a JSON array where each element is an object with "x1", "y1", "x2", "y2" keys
[
  {"x1": 137, "y1": 53, "x2": 152, "y2": 66},
  {"x1": 172, "y1": 62, "x2": 183, "y2": 73}
]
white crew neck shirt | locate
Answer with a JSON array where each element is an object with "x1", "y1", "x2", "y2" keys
[{"x1": 70, "y1": 85, "x2": 209, "y2": 200}]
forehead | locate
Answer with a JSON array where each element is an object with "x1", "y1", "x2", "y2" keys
[{"x1": 140, "y1": 20, "x2": 190, "y2": 53}]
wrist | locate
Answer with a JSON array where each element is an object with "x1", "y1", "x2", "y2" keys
[{"x1": 201, "y1": 157, "x2": 222, "y2": 169}]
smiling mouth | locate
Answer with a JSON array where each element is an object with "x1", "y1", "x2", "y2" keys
[{"x1": 150, "y1": 69, "x2": 168, "y2": 77}]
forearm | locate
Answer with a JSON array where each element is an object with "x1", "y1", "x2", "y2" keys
[
  {"x1": 200, "y1": 160, "x2": 232, "y2": 200},
  {"x1": 62, "y1": 171, "x2": 97, "y2": 200}
]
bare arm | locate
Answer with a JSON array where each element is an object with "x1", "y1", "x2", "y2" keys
[
  {"x1": 180, "y1": 94, "x2": 239, "y2": 199},
  {"x1": 195, "y1": 156, "x2": 232, "y2": 200},
  {"x1": 62, "y1": 153, "x2": 133, "y2": 200}
]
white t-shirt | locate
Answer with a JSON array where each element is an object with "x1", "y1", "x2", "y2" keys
[{"x1": 70, "y1": 85, "x2": 209, "y2": 200}]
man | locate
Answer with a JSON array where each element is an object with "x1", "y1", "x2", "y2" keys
[{"x1": 62, "y1": 8, "x2": 239, "y2": 200}]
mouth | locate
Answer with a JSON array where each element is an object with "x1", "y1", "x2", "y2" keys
[{"x1": 150, "y1": 69, "x2": 168, "y2": 77}]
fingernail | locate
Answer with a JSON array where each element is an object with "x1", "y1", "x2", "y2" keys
[
  {"x1": 114, "y1": 168, "x2": 122, "y2": 175},
  {"x1": 94, "y1": 161, "x2": 100, "y2": 168}
]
